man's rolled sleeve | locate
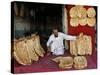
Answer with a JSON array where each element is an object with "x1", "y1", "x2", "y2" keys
[{"x1": 62, "y1": 33, "x2": 77, "y2": 40}]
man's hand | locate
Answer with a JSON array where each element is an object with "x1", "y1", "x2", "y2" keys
[
  {"x1": 47, "y1": 46, "x2": 51, "y2": 52},
  {"x1": 76, "y1": 36, "x2": 79, "y2": 39},
  {"x1": 47, "y1": 46, "x2": 51, "y2": 56},
  {"x1": 46, "y1": 52, "x2": 51, "y2": 56}
]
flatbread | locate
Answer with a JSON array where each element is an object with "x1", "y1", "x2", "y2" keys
[
  {"x1": 74, "y1": 56, "x2": 87, "y2": 69},
  {"x1": 87, "y1": 17, "x2": 96, "y2": 27},
  {"x1": 79, "y1": 18, "x2": 87, "y2": 26},
  {"x1": 70, "y1": 33, "x2": 92, "y2": 56},
  {"x1": 70, "y1": 7, "x2": 78, "y2": 18},
  {"x1": 26, "y1": 39, "x2": 39, "y2": 61},
  {"x1": 32, "y1": 36, "x2": 44, "y2": 57},
  {"x1": 59, "y1": 57, "x2": 73, "y2": 69},
  {"x1": 70, "y1": 40, "x2": 78, "y2": 56},
  {"x1": 77, "y1": 6, "x2": 87, "y2": 18},
  {"x1": 84, "y1": 35, "x2": 92, "y2": 55},
  {"x1": 40, "y1": 45, "x2": 45, "y2": 54},
  {"x1": 87, "y1": 7, "x2": 96, "y2": 17},
  {"x1": 14, "y1": 41, "x2": 31, "y2": 65},
  {"x1": 77, "y1": 33, "x2": 86, "y2": 55},
  {"x1": 70, "y1": 18, "x2": 79, "y2": 27},
  {"x1": 52, "y1": 57, "x2": 63, "y2": 63},
  {"x1": 52, "y1": 56, "x2": 73, "y2": 69}
]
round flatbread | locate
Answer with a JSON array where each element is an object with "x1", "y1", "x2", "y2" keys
[
  {"x1": 87, "y1": 17, "x2": 96, "y2": 27},
  {"x1": 77, "y1": 6, "x2": 87, "y2": 18},
  {"x1": 70, "y1": 7, "x2": 78, "y2": 18},
  {"x1": 70, "y1": 18, "x2": 79, "y2": 27},
  {"x1": 87, "y1": 7, "x2": 96, "y2": 17},
  {"x1": 74, "y1": 56, "x2": 87, "y2": 69},
  {"x1": 79, "y1": 18, "x2": 87, "y2": 26}
]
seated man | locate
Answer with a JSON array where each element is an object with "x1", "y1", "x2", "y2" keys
[{"x1": 47, "y1": 28, "x2": 77, "y2": 55}]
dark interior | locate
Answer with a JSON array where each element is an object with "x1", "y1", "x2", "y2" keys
[{"x1": 12, "y1": 2, "x2": 63, "y2": 50}]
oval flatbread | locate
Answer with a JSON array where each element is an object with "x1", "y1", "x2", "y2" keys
[
  {"x1": 79, "y1": 18, "x2": 87, "y2": 26},
  {"x1": 52, "y1": 56, "x2": 73, "y2": 69},
  {"x1": 77, "y1": 6, "x2": 87, "y2": 18},
  {"x1": 77, "y1": 33, "x2": 86, "y2": 55},
  {"x1": 59, "y1": 57, "x2": 73, "y2": 69},
  {"x1": 70, "y1": 18, "x2": 79, "y2": 27},
  {"x1": 87, "y1": 17, "x2": 96, "y2": 27},
  {"x1": 32, "y1": 36, "x2": 44, "y2": 57},
  {"x1": 70, "y1": 7, "x2": 78, "y2": 18},
  {"x1": 87, "y1": 7, "x2": 96, "y2": 17},
  {"x1": 70, "y1": 40, "x2": 78, "y2": 56},
  {"x1": 26, "y1": 39, "x2": 39, "y2": 61},
  {"x1": 14, "y1": 41, "x2": 31, "y2": 65},
  {"x1": 83, "y1": 35, "x2": 92, "y2": 55}
]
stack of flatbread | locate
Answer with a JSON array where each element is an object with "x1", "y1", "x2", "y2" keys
[
  {"x1": 87, "y1": 7, "x2": 96, "y2": 27},
  {"x1": 70, "y1": 6, "x2": 96, "y2": 27},
  {"x1": 32, "y1": 35, "x2": 45, "y2": 57},
  {"x1": 14, "y1": 40, "x2": 31, "y2": 65},
  {"x1": 70, "y1": 6, "x2": 87, "y2": 27},
  {"x1": 74, "y1": 56, "x2": 87, "y2": 69},
  {"x1": 69, "y1": 6, "x2": 79, "y2": 27},
  {"x1": 52, "y1": 56, "x2": 73, "y2": 69},
  {"x1": 70, "y1": 33, "x2": 92, "y2": 55},
  {"x1": 52, "y1": 56, "x2": 87, "y2": 69},
  {"x1": 13, "y1": 34, "x2": 45, "y2": 65},
  {"x1": 77, "y1": 33, "x2": 86, "y2": 55},
  {"x1": 70, "y1": 40, "x2": 78, "y2": 56},
  {"x1": 83, "y1": 35, "x2": 92, "y2": 55},
  {"x1": 70, "y1": 7, "x2": 78, "y2": 18}
]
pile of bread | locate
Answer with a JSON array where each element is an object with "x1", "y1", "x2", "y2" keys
[
  {"x1": 52, "y1": 32, "x2": 92, "y2": 70},
  {"x1": 13, "y1": 34, "x2": 45, "y2": 65},
  {"x1": 70, "y1": 5, "x2": 96, "y2": 27},
  {"x1": 52, "y1": 56, "x2": 87, "y2": 69},
  {"x1": 70, "y1": 33, "x2": 92, "y2": 56}
]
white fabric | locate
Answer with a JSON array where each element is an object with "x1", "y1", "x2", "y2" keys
[{"x1": 47, "y1": 32, "x2": 76, "y2": 55}]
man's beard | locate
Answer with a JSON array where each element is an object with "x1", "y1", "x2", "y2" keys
[{"x1": 54, "y1": 35, "x2": 58, "y2": 37}]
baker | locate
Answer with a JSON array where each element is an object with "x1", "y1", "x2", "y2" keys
[{"x1": 47, "y1": 28, "x2": 77, "y2": 55}]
